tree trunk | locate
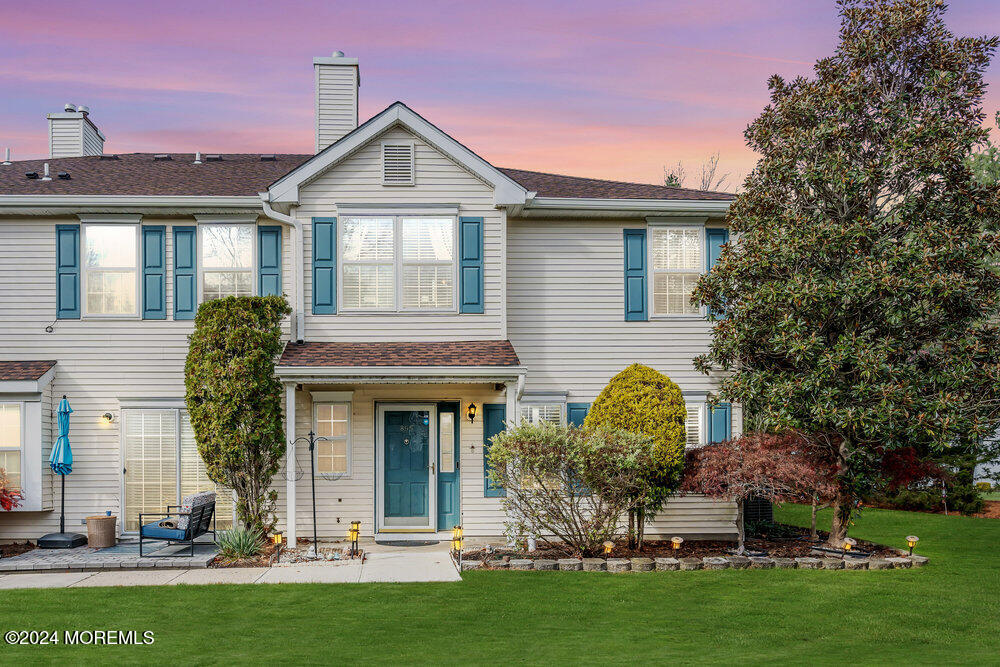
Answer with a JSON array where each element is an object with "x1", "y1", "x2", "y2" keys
[
  {"x1": 810, "y1": 495, "x2": 819, "y2": 541},
  {"x1": 827, "y1": 439, "x2": 852, "y2": 548},
  {"x1": 636, "y1": 509, "x2": 646, "y2": 551},
  {"x1": 627, "y1": 508, "x2": 636, "y2": 549},
  {"x1": 735, "y1": 498, "x2": 746, "y2": 555}
]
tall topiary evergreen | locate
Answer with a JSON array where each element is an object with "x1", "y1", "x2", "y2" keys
[
  {"x1": 185, "y1": 295, "x2": 291, "y2": 534},
  {"x1": 694, "y1": 0, "x2": 1000, "y2": 546},
  {"x1": 585, "y1": 363, "x2": 687, "y2": 548}
]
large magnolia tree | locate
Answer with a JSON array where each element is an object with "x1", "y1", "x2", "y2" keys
[{"x1": 694, "y1": 0, "x2": 1000, "y2": 546}]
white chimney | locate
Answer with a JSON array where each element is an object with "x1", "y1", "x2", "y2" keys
[
  {"x1": 314, "y1": 51, "x2": 359, "y2": 152},
  {"x1": 47, "y1": 104, "x2": 105, "y2": 158}
]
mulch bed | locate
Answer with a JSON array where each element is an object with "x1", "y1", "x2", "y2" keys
[
  {"x1": 211, "y1": 540, "x2": 363, "y2": 568},
  {"x1": 1, "y1": 542, "x2": 36, "y2": 559},
  {"x1": 462, "y1": 523, "x2": 897, "y2": 561}
]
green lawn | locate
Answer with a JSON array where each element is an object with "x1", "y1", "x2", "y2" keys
[{"x1": 4, "y1": 506, "x2": 998, "y2": 665}]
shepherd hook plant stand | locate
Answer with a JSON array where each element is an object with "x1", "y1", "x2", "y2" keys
[{"x1": 291, "y1": 430, "x2": 329, "y2": 559}]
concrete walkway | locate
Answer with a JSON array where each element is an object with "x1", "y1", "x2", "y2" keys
[{"x1": 0, "y1": 548, "x2": 460, "y2": 589}]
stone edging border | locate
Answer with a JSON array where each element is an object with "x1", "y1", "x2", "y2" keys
[{"x1": 460, "y1": 554, "x2": 928, "y2": 572}]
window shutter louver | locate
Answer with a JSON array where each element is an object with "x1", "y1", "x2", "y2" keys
[
  {"x1": 459, "y1": 217, "x2": 484, "y2": 314},
  {"x1": 172, "y1": 226, "x2": 197, "y2": 320},
  {"x1": 623, "y1": 228, "x2": 647, "y2": 321},
  {"x1": 257, "y1": 226, "x2": 282, "y2": 297},
  {"x1": 56, "y1": 224, "x2": 81, "y2": 319},
  {"x1": 382, "y1": 143, "x2": 415, "y2": 185},
  {"x1": 142, "y1": 226, "x2": 166, "y2": 319},
  {"x1": 567, "y1": 403, "x2": 590, "y2": 427},
  {"x1": 483, "y1": 403, "x2": 506, "y2": 498},
  {"x1": 709, "y1": 403, "x2": 732, "y2": 443},
  {"x1": 312, "y1": 217, "x2": 337, "y2": 314}
]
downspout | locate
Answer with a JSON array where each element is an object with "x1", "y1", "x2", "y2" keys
[{"x1": 260, "y1": 194, "x2": 305, "y2": 342}]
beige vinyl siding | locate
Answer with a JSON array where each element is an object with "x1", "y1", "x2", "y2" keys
[
  {"x1": 507, "y1": 216, "x2": 738, "y2": 538},
  {"x1": 297, "y1": 127, "x2": 505, "y2": 341},
  {"x1": 48, "y1": 119, "x2": 82, "y2": 159},
  {"x1": 273, "y1": 383, "x2": 505, "y2": 539},
  {"x1": 315, "y1": 64, "x2": 358, "y2": 151},
  {"x1": 0, "y1": 217, "x2": 292, "y2": 539},
  {"x1": 81, "y1": 123, "x2": 103, "y2": 157}
]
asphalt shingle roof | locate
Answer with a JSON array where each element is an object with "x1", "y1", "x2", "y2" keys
[
  {"x1": 0, "y1": 154, "x2": 734, "y2": 201},
  {"x1": 278, "y1": 341, "x2": 521, "y2": 368},
  {"x1": 0, "y1": 360, "x2": 56, "y2": 381}
]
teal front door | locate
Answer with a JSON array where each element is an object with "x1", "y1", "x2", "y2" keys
[{"x1": 383, "y1": 409, "x2": 432, "y2": 528}]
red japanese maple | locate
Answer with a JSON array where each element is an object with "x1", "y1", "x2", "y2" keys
[
  {"x1": 0, "y1": 468, "x2": 21, "y2": 512},
  {"x1": 682, "y1": 433, "x2": 837, "y2": 552}
]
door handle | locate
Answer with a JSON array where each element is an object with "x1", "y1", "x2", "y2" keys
[{"x1": 430, "y1": 462, "x2": 435, "y2": 474}]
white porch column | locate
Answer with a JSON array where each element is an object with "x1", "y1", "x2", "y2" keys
[
  {"x1": 504, "y1": 380, "x2": 518, "y2": 426},
  {"x1": 284, "y1": 381, "x2": 297, "y2": 547}
]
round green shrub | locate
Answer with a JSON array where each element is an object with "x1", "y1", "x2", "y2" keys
[{"x1": 584, "y1": 363, "x2": 687, "y2": 493}]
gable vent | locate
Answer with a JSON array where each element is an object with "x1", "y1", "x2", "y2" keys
[{"x1": 382, "y1": 142, "x2": 414, "y2": 186}]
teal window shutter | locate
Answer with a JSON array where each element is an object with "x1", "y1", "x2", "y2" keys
[
  {"x1": 459, "y1": 217, "x2": 484, "y2": 314},
  {"x1": 312, "y1": 217, "x2": 337, "y2": 314},
  {"x1": 142, "y1": 226, "x2": 166, "y2": 320},
  {"x1": 173, "y1": 226, "x2": 197, "y2": 320},
  {"x1": 258, "y1": 226, "x2": 282, "y2": 297},
  {"x1": 705, "y1": 228, "x2": 729, "y2": 318},
  {"x1": 623, "y1": 228, "x2": 647, "y2": 321},
  {"x1": 709, "y1": 403, "x2": 732, "y2": 443},
  {"x1": 483, "y1": 403, "x2": 506, "y2": 497},
  {"x1": 567, "y1": 403, "x2": 590, "y2": 426},
  {"x1": 56, "y1": 224, "x2": 80, "y2": 319}
]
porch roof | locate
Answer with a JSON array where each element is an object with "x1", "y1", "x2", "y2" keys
[
  {"x1": 275, "y1": 340, "x2": 525, "y2": 384},
  {"x1": 0, "y1": 360, "x2": 56, "y2": 381}
]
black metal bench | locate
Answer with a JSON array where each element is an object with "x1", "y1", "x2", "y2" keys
[{"x1": 139, "y1": 500, "x2": 216, "y2": 557}]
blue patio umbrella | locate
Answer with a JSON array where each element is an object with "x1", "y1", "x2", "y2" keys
[{"x1": 38, "y1": 395, "x2": 87, "y2": 549}]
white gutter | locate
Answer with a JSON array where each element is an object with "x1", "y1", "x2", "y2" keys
[{"x1": 260, "y1": 194, "x2": 305, "y2": 342}]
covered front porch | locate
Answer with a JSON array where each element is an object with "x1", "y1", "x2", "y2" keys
[{"x1": 274, "y1": 341, "x2": 525, "y2": 547}]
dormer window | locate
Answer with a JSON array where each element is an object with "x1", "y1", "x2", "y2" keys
[{"x1": 381, "y1": 142, "x2": 414, "y2": 186}]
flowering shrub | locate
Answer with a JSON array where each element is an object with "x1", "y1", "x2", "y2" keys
[
  {"x1": 0, "y1": 468, "x2": 21, "y2": 511},
  {"x1": 486, "y1": 421, "x2": 661, "y2": 557}
]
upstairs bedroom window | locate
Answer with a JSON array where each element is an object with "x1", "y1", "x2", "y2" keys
[
  {"x1": 201, "y1": 224, "x2": 254, "y2": 300},
  {"x1": 650, "y1": 225, "x2": 704, "y2": 316},
  {"x1": 0, "y1": 402, "x2": 21, "y2": 490},
  {"x1": 340, "y1": 216, "x2": 455, "y2": 312},
  {"x1": 83, "y1": 223, "x2": 139, "y2": 316}
]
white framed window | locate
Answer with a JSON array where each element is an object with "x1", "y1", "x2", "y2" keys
[
  {"x1": 382, "y1": 141, "x2": 415, "y2": 186},
  {"x1": 650, "y1": 225, "x2": 704, "y2": 316},
  {"x1": 121, "y1": 408, "x2": 235, "y2": 532},
  {"x1": 200, "y1": 223, "x2": 255, "y2": 301},
  {"x1": 314, "y1": 402, "x2": 351, "y2": 475},
  {"x1": 519, "y1": 404, "x2": 564, "y2": 425},
  {"x1": 340, "y1": 216, "x2": 456, "y2": 313},
  {"x1": 685, "y1": 404, "x2": 704, "y2": 448},
  {"x1": 83, "y1": 223, "x2": 139, "y2": 317},
  {"x1": 0, "y1": 402, "x2": 22, "y2": 491}
]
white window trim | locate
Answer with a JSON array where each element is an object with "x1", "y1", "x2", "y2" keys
[
  {"x1": 0, "y1": 401, "x2": 24, "y2": 493},
  {"x1": 119, "y1": 406, "x2": 237, "y2": 534},
  {"x1": 312, "y1": 401, "x2": 352, "y2": 478},
  {"x1": 648, "y1": 222, "x2": 706, "y2": 319},
  {"x1": 518, "y1": 402, "x2": 566, "y2": 425},
  {"x1": 197, "y1": 222, "x2": 258, "y2": 303},
  {"x1": 684, "y1": 402, "x2": 706, "y2": 449},
  {"x1": 381, "y1": 140, "x2": 415, "y2": 186},
  {"x1": 338, "y1": 215, "x2": 459, "y2": 314},
  {"x1": 81, "y1": 222, "x2": 141, "y2": 319}
]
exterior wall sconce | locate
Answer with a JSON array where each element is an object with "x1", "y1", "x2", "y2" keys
[
  {"x1": 467, "y1": 403, "x2": 477, "y2": 423},
  {"x1": 100, "y1": 412, "x2": 115, "y2": 425}
]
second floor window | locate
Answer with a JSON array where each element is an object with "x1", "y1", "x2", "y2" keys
[
  {"x1": 651, "y1": 226, "x2": 703, "y2": 316},
  {"x1": 340, "y1": 216, "x2": 455, "y2": 312},
  {"x1": 201, "y1": 224, "x2": 253, "y2": 300},
  {"x1": 84, "y1": 224, "x2": 138, "y2": 316}
]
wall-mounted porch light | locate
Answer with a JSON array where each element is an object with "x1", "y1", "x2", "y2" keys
[
  {"x1": 467, "y1": 403, "x2": 478, "y2": 423},
  {"x1": 100, "y1": 412, "x2": 115, "y2": 425}
]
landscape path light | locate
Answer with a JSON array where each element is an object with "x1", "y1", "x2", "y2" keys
[{"x1": 906, "y1": 535, "x2": 919, "y2": 556}]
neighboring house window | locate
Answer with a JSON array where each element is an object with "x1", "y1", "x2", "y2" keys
[
  {"x1": 314, "y1": 402, "x2": 350, "y2": 475},
  {"x1": 340, "y1": 216, "x2": 455, "y2": 312},
  {"x1": 520, "y1": 404, "x2": 564, "y2": 425},
  {"x1": 122, "y1": 408, "x2": 234, "y2": 532},
  {"x1": 0, "y1": 403, "x2": 21, "y2": 490},
  {"x1": 83, "y1": 224, "x2": 139, "y2": 316},
  {"x1": 200, "y1": 224, "x2": 254, "y2": 300},
  {"x1": 650, "y1": 225, "x2": 703, "y2": 316},
  {"x1": 685, "y1": 404, "x2": 703, "y2": 448}
]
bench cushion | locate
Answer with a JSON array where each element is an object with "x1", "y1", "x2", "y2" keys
[
  {"x1": 140, "y1": 522, "x2": 187, "y2": 541},
  {"x1": 177, "y1": 491, "x2": 216, "y2": 530}
]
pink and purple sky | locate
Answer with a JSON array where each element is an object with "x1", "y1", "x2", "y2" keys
[{"x1": 2, "y1": 0, "x2": 998, "y2": 187}]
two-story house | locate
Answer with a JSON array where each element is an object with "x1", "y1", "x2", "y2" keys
[{"x1": 0, "y1": 52, "x2": 738, "y2": 546}]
